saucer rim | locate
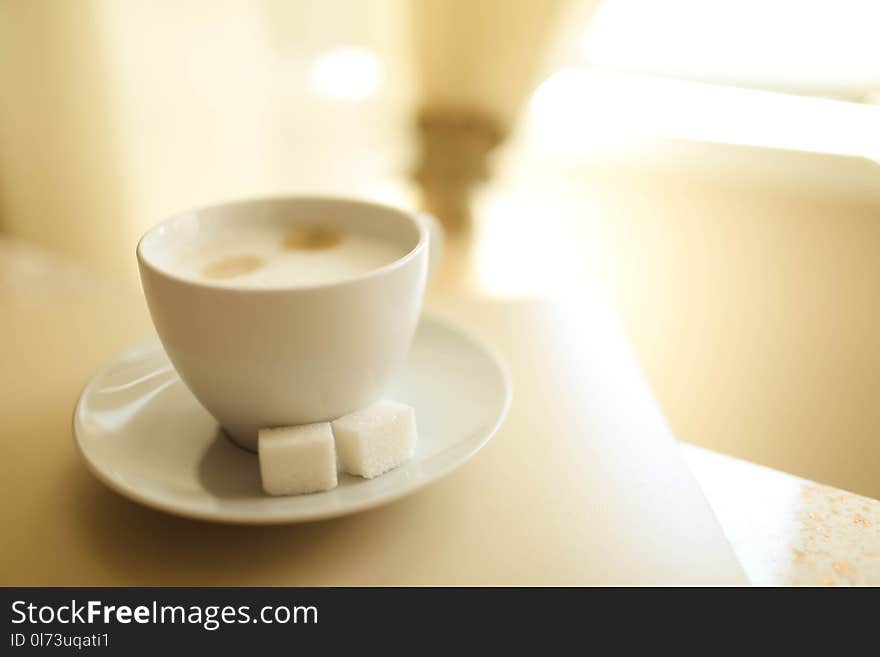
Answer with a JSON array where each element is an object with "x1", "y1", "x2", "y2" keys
[{"x1": 72, "y1": 314, "x2": 512, "y2": 524}]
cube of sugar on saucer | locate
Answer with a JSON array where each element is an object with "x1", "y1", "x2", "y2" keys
[
  {"x1": 331, "y1": 400, "x2": 417, "y2": 479},
  {"x1": 258, "y1": 423, "x2": 338, "y2": 496}
]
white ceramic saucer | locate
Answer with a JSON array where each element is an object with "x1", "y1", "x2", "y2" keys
[{"x1": 73, "y1": 315, "x2": 510, "y2": 524}]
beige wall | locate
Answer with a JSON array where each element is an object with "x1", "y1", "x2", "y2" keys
[
  {"x1": 0, "y1": 0, "x2": 127, "y2": 272},
  {"x1": 0, "y1": 0, "x2": 415, "y2": 277},
  {"x1": 479, "y1": 137, "x2": 880, "y2": 498}
]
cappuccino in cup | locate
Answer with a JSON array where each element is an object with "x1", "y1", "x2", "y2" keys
[
  {"x1": 165, "y1": 224, "x2": 408, "y2": 287},
  {"x1": 137, "y1": 197, "x2": 440, "y2": 450}
]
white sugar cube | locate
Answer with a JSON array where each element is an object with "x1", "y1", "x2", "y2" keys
[
  {"x1": 331, "y1": 400, "x2": 417, "y2": 479},
  {"x1": 258, "y1": 423, "x2": 338, "y2": 496}
]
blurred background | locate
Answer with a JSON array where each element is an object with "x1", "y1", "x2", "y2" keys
[{"x1": 1, "y1": 0, "x2": 878, "y2": 497}]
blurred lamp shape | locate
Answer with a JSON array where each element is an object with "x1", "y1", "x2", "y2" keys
[{"x1": 309, "y1": 48, "x2": 383, "y2": 101}]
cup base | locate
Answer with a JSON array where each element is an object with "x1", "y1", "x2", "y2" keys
[{"x1": 221, "y1": 427, "x2": 258, "y2": 453}]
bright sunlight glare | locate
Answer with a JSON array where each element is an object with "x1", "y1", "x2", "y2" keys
[
  {"x1": 529, "y1": 68, "x2": 880, "y2": 160},
  {"x1": 308, "y1": 47, "x2": 383, "y2": 101}
]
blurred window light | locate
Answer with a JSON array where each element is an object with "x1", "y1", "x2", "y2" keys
[
  {"x1": 581, "y1": 0, "x2": 880, "y2": 94},
  {"x1": 308, "y1": 47, "x2": 383, "y2": 101},
  {"x1": 474, "y1": 191, "x2": 574, "y2": 298},
  {"x1": 528, "y1": 68, "x2": 880, "y2": 160}
]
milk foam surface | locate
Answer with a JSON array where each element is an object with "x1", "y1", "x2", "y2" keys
[{"x1": 168, "y1": 225, "x2": 408, "y2": 287}]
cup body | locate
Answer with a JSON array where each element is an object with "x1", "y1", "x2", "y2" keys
[{"x1": 137, "y1": 197, "x2": 430, "y2": 451}]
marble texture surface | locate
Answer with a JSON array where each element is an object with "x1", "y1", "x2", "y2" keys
[{"x1": 684, "y1": 444, "x2": 880, "y2": 586}]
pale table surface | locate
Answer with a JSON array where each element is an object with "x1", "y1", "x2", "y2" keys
[{"x1": 1, "y1": 238, "x2": 877, "y2": 586}]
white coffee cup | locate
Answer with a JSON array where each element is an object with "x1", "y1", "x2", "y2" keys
[{"x1": 137, "y1": 196, "x2": 442, "y2": 451}]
